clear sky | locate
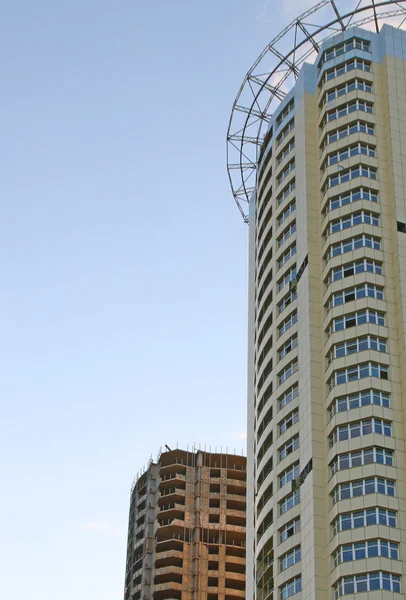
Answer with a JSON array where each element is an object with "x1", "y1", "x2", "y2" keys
[{"x1": 0, "y1": 1, "x2": 320, "y2": 598}]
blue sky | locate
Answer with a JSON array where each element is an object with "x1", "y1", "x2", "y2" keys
[{"x1": 0, "y1": 1, "x2": 316, "y2": 598}]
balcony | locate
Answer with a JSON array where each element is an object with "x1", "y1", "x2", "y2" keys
[
  {"x1": 210, "y1": 476, "x2": 221, "y2": 484},
  {"x1": 225, "y1": 523, "x2": 246, "y2": 534},
  {"x1": 154, "y1": 566, "x2": 183, "y2": 578},
  {"x1": 227, "y1": 478, "x2": 246, "y2": 487},
  {"x1": 227, "y1": 486, "x2": 247, "y2": 498},
  {"x1": 208, "y1": 588, "x2": 220, "y2": 596},
  {"x1": 226, "y1": 508, "x2": 246, "y2": 518},
  {"x1": 155, "y1": 549, "x2": 184, "y2": 564},
  {"x1": 154, "y1": 581, "x2": 182, "y2": 593},
  {"x1": 225, "y1": 571, "x2": 245, "y2": 582},
  {"x1": 160, "y1": 473, "x2": 186, "y2": 484},
  {"x1": 225, "y1": 554, "x2": 245, "y2": 565},
  {"x1": 135, "y1": 506, "x2": 147, "y2": 520},
  {"x1": 157, "y1": 518, "x2": 185, "y2": 529},
  {"x1": 224, "y1": 587, "x2": 245, "y2": 598},
  {"x1": 158, "y1": 503, "x2": 185, "y2": 514},
  {"x1": 130, "y1": 581, "x2": 142, "y2": 594},
  {"x1": 135, "y1": 493, "x2": 147, "y2": 508},
  {"x1": 155, "y1": 537, "x2": 184, "y2": 553},
  {"x1": 134, "y1": 521, "x2": 146, "y2": 535},
  {"x1": 158, "y1": 487, "x2": 186, "y2": 500},
  {"x1": 159, "y1": 461, "x2": 187, "y2": 473},
  {"x1": 224, "y1": 492, "x2": 246, "y2": 503},
  {"x1": 225, "y1": 540, "x2": 246, "y2": 550}
]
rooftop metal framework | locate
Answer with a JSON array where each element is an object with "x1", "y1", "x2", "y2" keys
[{"x1": 226, "y1": 0, "x2": 406, "y2": 222}]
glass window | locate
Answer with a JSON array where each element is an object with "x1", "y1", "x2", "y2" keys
[
  {"x1": 330, "y1": 417, "x2": 392, "y2": 447},
  {"x1": 279, "y1": 489, "x2": 300, "y2": 514}
]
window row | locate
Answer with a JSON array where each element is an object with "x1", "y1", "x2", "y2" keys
[
  {"x1": 319, "y1": 37, "x2": 370, "y2": 68},
  {"x1": 280, "y1": 575, "x2": 302, "y2": 600},
  {"x1": 324, "y1": 233, "x2": 381, "y2": 262},
  {"x1": 256, "y1": 293, "x2": 273, "y2": 333},
  {"x1": 328, "y1": 361, "x2": 388, "y2": 390},
  {"x1": 328, "y1": 308, "x2": 385, "y2": 335},
  {"x1": 257, "y1": 482, "x2": 273, "y2": 517},
  {"x1": 324, "y1": 209, "x2": 379, "y2": 237},
  {"x1": 279, "y1": 461, "x2": 300, "y2": 488},
  {"x1": 323, "y1": 57, "x2": 371, "y2": 83},
  {"x1": 278, "y1": 383, "x2": 299, "y2": 410},
  {"x1": 277, "y1": 119, "x2": 294, "y2": 146},
  {"x1": 278, "y1": 221, "x2": 296, "y2": 248},
  {"x1": 327, "y1": 335, "x2": 387, "y2": 364},
  {"x1": 280, "y1": 516, "x2": 300, "y2": 543},
  {"x1": 257, "y1": 338, "x2": 273, "y2": 375},
  {"x1": 277, "y1": 180, "x2": 296, "y2": 208},
  {"x1": 333, "y1": 539, "x2": 398, "y2": 569},
  {"x1": 325, "y1": 77, "x2": 372, "y2": 103},
  {"x1": 329, "y1": 417, "x2": 391, "y2": 446},
  {"x1": 257, "y1": 314, "x2": 272, "y2": 353},
  {"x1": 256, "y1": 405, "x2": 273, "y2": 442},
  {"x1": 256, "y1": 262, "x2": 272, "y2": 301},
  {"x1": 258, "y1": 166, "x2": 272, "y2": 196},
  {"x1": 334, "y1": 571, "x2": 400, "y2": 598},
  {"x1": 257, "y1": 203, "x2": 273, "y2": 245},
  {"x1": 256, "y1": 381, "x2": 271, "y2": 420},
  {"x1": 277, "y1": 159, "x2": 295, "y2": 187},
  {"x1": 278, "y1": 289, "x2": 297, "y2": 316},
  {"x1": 329, "y1": 388, "x2": 390, "y2": 418},
  {"x1": 257, "y1": 230, "x2": 273, "y2": 263},
  {"x1": 277, "y1": 139, "x2": 295, "y2": 165},
  {"x1": 323, "y1": 185, "x2": 377, "y2": 213},
  {"x1": 323, "y1": 120, "x2": 374, "y2": 148},
  {"x1": 332, "y1": 476, "x2": 395, "y2": 505},
  {"x1": 258, "y1": 127, "x2": 272, "y2": 168},
  {"x1": 324, "y1": 164, "x2": 377, "y2": 191},
  {"x1": 325, "y1": 99, "x2": 373, "y2": 124},
  {"x1": 278, "y1": 265, "x2": 296, "y2": 292},
  {"x1": 330, "y1": 446, "x2": 393, "y2": 475},
  {"x1": 279, "y1": 434, "x2": 299, "y2": 461},
  {"x1": 257, "y1": 227, "x2": 273, "y2": 266},
  {"x1": 277, "y1": 200, "x2": 296, "y2": 228},
  {"x1": 276, "y1": 99, "x2": 294, "y2": 128},
  {"x1": 325, "y1": 283, "x2": 384, "y2": 312},
  {"x1": 278, "y1": 243, "x2": 296, "y2": 270},
  {"x1": 257, "y1": 269, "x2": 273, "y2": 307},
  {"x1": 257, "y1": 358, "x2": 273, "y2": 395},
  {"x1": 278, "y1": 334, "x2": 298, "y2": 361},
  {"x1": 278, "y1": 309, "x2": 298, "y2": 337},
  {"x1": 324, "y1": 142, "x2": 375, "y2": 170},
  {"x1": 257, "y1": 456, "x2": 273, "y2": 489},
  {"x1": 279, "y1": 408, "x2": 299, "y2": 435},
  {"x1": 279, "y1": 489, "x2": 300, "y2": 515},
  {"x1": 280, "y1": 545, "x2": 301, "y2": 572},
  {"x1": 278, "y1": 358, "x2": 298, "y2": 385},
  {"x1": 257, "y1": 168, "x2": 272, "y2": 203},
  {"x1": 257, "y1": 431, "x2": 273, "y2": 468},
  {"x1": 332, "y1": 507, "x2": 396, "y2": 536},
  {"x1": 326, "y1": 258, "x2": 382, "y2": 285}
]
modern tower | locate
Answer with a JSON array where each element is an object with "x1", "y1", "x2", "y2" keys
[
  {"x1": 123, "y1": 448, "x2": 246, "y2": 600},
  {"x1": 227, "y1": 1, "x2": 406, "y2": 599}
]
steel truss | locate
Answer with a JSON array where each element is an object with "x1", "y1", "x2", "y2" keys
[{"x1": 226, "y1": 0, "x2": 406, "y2": 222}]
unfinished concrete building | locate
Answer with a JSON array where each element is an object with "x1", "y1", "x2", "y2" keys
[{"x1": 123, "y1": 448, "x2": 246, "y2": 600}]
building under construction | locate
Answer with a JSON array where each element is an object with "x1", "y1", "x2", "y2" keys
[{"x1": 123, "y1": 448, "x2": 246, "y2": 600}]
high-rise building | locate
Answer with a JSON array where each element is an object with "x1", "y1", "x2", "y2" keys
[
  {"x1": 227, "y1": 2, "x2": 406, "y2": 599},
  {"x1": 123, "y1": 448, "x2": 246, "y2": 600}
]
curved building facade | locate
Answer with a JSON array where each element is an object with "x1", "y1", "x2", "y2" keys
[{"x1": 246, "y1": 23, "x2": 406, "y2": 600}]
